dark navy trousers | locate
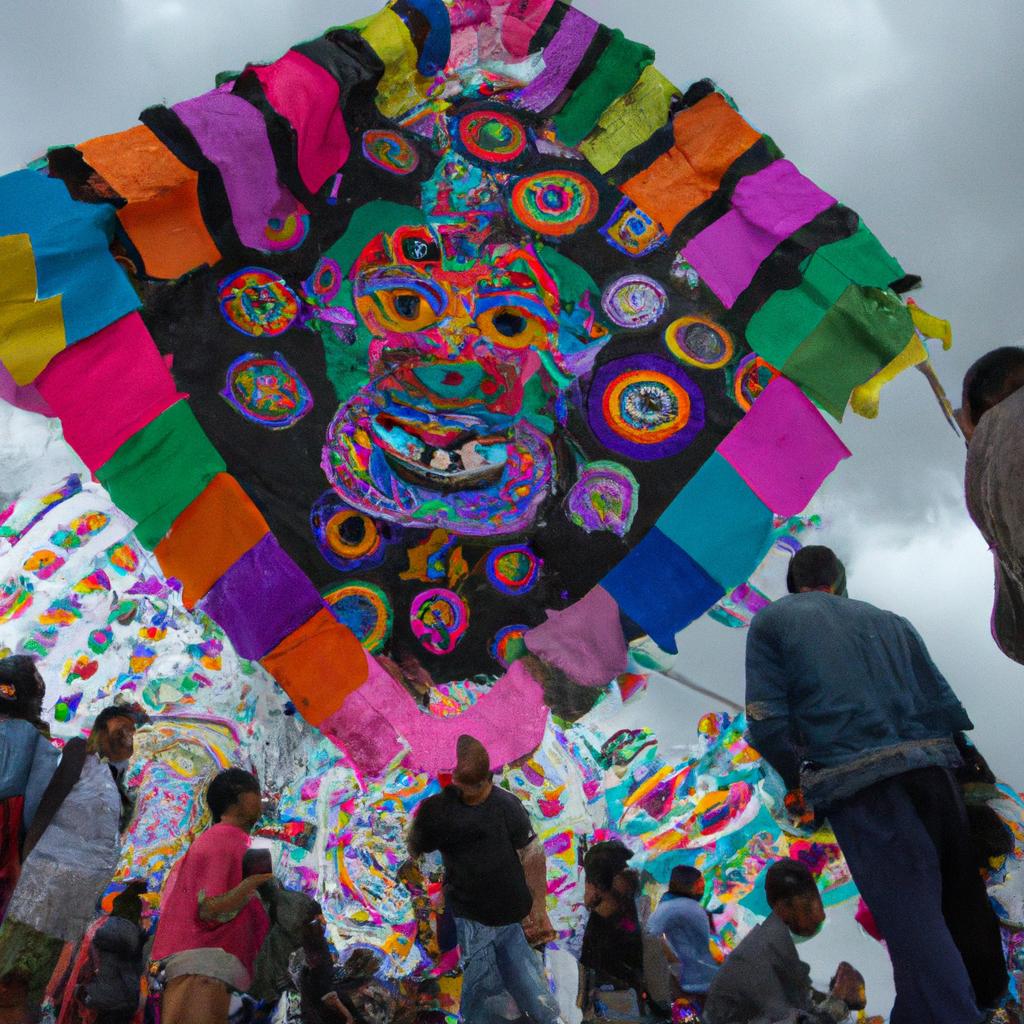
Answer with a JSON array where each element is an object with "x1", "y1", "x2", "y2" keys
[{"x1": 828, "y1": 766, "x2": 1007, "y2": 1024}]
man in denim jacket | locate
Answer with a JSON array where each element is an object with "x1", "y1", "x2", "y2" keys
[{"x1": 745, "y1": 546, "x2": 1007, "y2": 1024}]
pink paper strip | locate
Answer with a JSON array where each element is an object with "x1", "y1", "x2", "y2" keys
[
  {"x1": 250, "y1": 51, "x2": 349, "y2": 194},
  {"x1": 683, "y1": 160, "x2": 836, "y2": 308},
  {"x1": 525, "y1": 585, "x2": 627, "y2": 687},
  {"x1": 35, "y1": 312, "x2": 185, "y2": 471},
  {"x1": 173, "y1": 88, "x2": 303, "y2": 252},
  {"x1": 502, "y1": 0, "x2": 558, "y2": 58},
  {"x1": 514, "y1": 8, "x2": 599, "y2": 112},
  {"x1": 716, "y1": 375, "x2": 850, "y2": 516},
  {"x1": 322, "y1": 653, "x2": 549, "y2": 776},
  {"x1": 0, "y1": 363, "x2": 53, "y2": 417}
]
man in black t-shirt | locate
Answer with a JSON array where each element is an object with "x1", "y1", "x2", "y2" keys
[{"x1": 407, "y1": 734, "x2": 564, "y2": 1024}]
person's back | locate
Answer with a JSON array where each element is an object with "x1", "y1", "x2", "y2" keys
[
  {"x1": 745, "y1": 548, "x2": 1008, "y2": 1024},
  {"x1": 747, "y1": 590, "x2": 971, "y2": 804},
  {"x1": 646, "y1": 893, "x2": 717, "y2": 995},
  {"x1": 703, "y1": 913, "x2": 810, "y2": 1024}
]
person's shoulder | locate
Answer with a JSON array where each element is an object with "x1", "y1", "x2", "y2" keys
[
  {"x1": 750, "y1": 594, "x2": 801, "y2": 629},
  {"x1": 0, "y1": 717, "x2": 37, "y2": 740},
  {"x1": 491, "y1": 785, "x2": 529, "y2": 817},
  {"x1": 198, "y1": 821, "x2": 247, "y2": 851},
  {"x1": 413, "y1": 789, "x2": 449, "y2": 822},
  {"x1": 490, "y1": 785, "x2": 522, "y2": 807}
]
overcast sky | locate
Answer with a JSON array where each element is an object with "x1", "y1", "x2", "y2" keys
[{"x1": 1, "y1": 0, "x2": 1022, "y2": 785}]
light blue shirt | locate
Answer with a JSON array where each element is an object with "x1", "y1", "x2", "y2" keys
[
  {"x1": 0, "y1": 717, "x2": 59, "y2": 827},
  {"x1": 647, "y1": 893, "x2": 718, "y2": 993}
]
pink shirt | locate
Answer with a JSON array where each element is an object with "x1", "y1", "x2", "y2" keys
[{"x1": 152, "y1": 822, "x2": 269, "y2": 976}]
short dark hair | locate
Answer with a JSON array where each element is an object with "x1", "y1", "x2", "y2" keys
[
  {"x1": 962, "y1": 346, "x2": 1024, "y2": 428},
  {"x1": 207, "y1": 768, "x2": 260, "y2": 823},
  {"x1": 669, "y1": 865, "x2": 703, "y2": 895},
  {"x1": 583, "y1": 839, "x2": 634, "y2": 891},
  {"x1": 0, "y1": 655, "x2": 41, "y2": 720},
  {"x1": 91, "y1": 705, "x2": 139, "y2": 736},
  {"x1": 764, "y1": 859, "x2": 818, "y2": 907},
  {"x1": 786, "y1": 545, "x2": 846, "y2": 595}
]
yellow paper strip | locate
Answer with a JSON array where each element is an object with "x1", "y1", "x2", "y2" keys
[
  {"x1": 580, "y1": 66, "x2": 681, "y2": 174},
  {"x1": 0, "y1": 233, "x2": 66, "y2": 384},
  {"x1": 908, "y1": 301, "x2": 953, "y2": 350},
  {"x1": 361, "y1": 8, "x2": 435, "y2": 120}
]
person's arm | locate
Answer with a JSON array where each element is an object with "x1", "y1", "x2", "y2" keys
[
  {"x1": 744, "y1": 614, "x2": 800, "y2": 789},
  {"x1": 502, "y1": 792, "x2": 553, "y2": 943},
  {"x1": 406, "y1": 800, "x2": 436, "y2": 860},
  {"x1": 22, "y1": 728, "x2": 59, "y2": 828},
  {"x1": 901, "y1": 618, "x2": 974, "y2": 732},
  {"x1": 190, "y1": 834, "x2": 272, "y2": 924},
  {"x1": 198, "y1": 873, "x2": 273, "y2": 923},
  {"x1": 517, "y1": 838, "x2": 554, "y2": 938}
]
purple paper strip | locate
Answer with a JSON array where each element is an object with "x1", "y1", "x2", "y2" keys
[
  {"x1": 513, "y1": 8, "x2": 600, "y2": 112},
  {"x1": 173, "y1": 88, "x2": 303, "y2": 252},
  {"x1": 197, "y1": 532, "x2": 324, "y2": 660},
  {"x1": 0, "y1": 362, "x2": 53, "y2": 417},
  {"x1": 684, "y1": 160, "x2": 836, "y2": 308}
]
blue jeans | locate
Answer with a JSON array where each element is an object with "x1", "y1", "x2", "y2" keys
[{"x1": 455, "y1": 917, "x2": 562, "y2": 1024}]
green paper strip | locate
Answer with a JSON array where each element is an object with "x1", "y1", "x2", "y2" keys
[
  {"x1": 782, "y1": 284, "x2": 915, "y2": 420},
  {"x1": 746, "y1": 218, "x2": 906, "y2": 369},
  {"x1": 553, "y1": 29, "x2": 655, "y2": 149},
  {"x1": 96, "y1": 401, "x2": 226, "y2": 549}
]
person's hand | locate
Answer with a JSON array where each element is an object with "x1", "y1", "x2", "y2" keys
[
  {"x1": 321, "y1": 992, "x2": 354, "y2": 1024},
  {"x1": 522, "y1": 907, "x2": 556, "y2": 946},
  {"x1": 245, "y1": 872, "x2": 275, "y2": 890},
  {"x1": 784, "y1": 788, "x2": 815, "y2": 828},
  {"x1": 829, "y1": 961, "x2": 866, "y2": 1010},
  {"x1": 397, "y1": 858, "x2": 425, "y2": 890}
]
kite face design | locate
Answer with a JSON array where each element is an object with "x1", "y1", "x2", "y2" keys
[{"x1": 323, "y1": 221, "x2": 592, "y2": 536}]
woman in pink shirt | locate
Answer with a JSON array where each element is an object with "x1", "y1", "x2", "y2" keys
[{"x1": 151, "y1": 769, "x2": 271, "y2": 1024}]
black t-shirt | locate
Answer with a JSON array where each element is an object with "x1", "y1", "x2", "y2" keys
[{"x1": 411, "y1": 784, "x2": 535, "y2": 926}]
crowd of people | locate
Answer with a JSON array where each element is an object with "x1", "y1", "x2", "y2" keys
[{"x1": 0, "y1": 349, "x2": 1021, "y2": 1024}]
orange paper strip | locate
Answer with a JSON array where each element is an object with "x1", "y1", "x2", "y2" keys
[
  {"x1": 154, "y1": 473, "x2": 270, "y2": 609},
  {"x1": 78, "y1": 124, "x2": 221, "y2": 280},
  {"x1": 621, "y1": 93, "x2": 761, "y2": 233},
  {"x1": 260, "y1": 608, "x2": 369, "y2": 727}
]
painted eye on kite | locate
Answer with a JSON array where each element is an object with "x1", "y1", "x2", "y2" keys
[
  {"x1": 373, "y1": 288, "x2": 439, "y2": 332},
  {"x1": 476, "y1": 306, "x2": 548, "y2": 350}
]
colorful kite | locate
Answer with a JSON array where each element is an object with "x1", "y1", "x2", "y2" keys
[
  {"x1": 3, "y1": 4, "x2": 985, "y2": 1012},
  {"x1": 0, "y1": 0, "x2": 952, "y2": 778}
]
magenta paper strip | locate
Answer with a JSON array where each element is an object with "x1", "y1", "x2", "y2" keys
[
  {"x1": 684, "y1": 160, "x2": 836, "y2": 308},
  {"x1": 325, "y1": 654, "x2": 549, "y2": 776},
  {"x1": 35, "y1": 312, "x2": 185, "y2": 472},
  {"x1": 716, "y1": 375, "x2": 850, "y2": 515},
  {"x1": 514, "y1": 8, "x2": 600, "y2": 112},
  {"x1": 249, "y1": 51, "x2": 349, "y2": 193}
]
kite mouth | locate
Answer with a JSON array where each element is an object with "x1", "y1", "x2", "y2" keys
[{"x1": 370, "y1": 410, "x2": 512, "y2": 490}]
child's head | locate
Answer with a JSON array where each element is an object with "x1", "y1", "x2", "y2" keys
[
  {"x1": 764, "y1": 859, "x2": 824, "y2": 938},
  {"x1": 206, "y1": 768, "x2": 262, "y2": 829},
  {"x1": 110, "y1": 880, "x2": 147, "y2": 926},
  {"x1": 668, "y1": 865, "x2": 705, "y2": 899},
  {"x1": 959, "y1": 346, "x2": 1024, "y2": 440}
]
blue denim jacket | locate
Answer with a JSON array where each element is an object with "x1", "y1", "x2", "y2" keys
[{"x1": 745, "y1": 592, "x2": 972, "y2": 808}]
